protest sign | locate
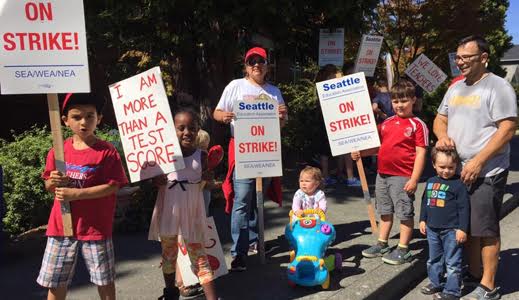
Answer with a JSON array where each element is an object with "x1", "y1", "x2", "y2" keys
[
  {"x1": 109, "y1": 67, "x2": 184, "y2": 182},
  {"x1": 405, "y1": 54, "x2": 447, "y2": 93},
  {"x1": 354, "y1": 35, "x2": 383, "y2": 77},
  {"x1": 0, "y1": 0, "x2": 90, "y2": 94},
  {"x1": 177, "y1": 217, "x2": 228, "y2": 286},
  {"x1": 233, "y1": 95, "x2": 282, "y2": 180},
  {"x1": 448, "y1": 52, "x2": 462, "y2": 77},
  {"x1": 316, "y1": 72, "x2": 380, "y2": 156},
  {"x1": 385, "y1": 53, "x2": 394, "y2": 89},
  {"x1": 319, "y1": 28, "x2": 344, "y2": 67}
]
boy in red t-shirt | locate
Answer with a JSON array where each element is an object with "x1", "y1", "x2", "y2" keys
[
  {"x1": 37, "y1": 93, "x2": 128, "y2": 300},
  {"x1": 352, "y1": 79, "x2": 428, "y2": 265}
]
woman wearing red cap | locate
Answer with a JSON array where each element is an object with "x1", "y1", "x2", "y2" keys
[{"x1": 213, "y1": 46, "x2": 287, "y2": 271}]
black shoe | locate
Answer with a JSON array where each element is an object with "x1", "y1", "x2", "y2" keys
[
  {"x1": 230, "y1": 255, "x2": 247, "y2": 272},
  {"x1": 158, "y1": 287, "x2": 180, "y2": 300},
  {"x1": 421, "y1": 282, "x2": 443, "y2": 295},
  {"x1": 433, "y1": 292, "x2": 459, "y2": 300},
  {"x1": 179, "y1": 283, "x2": 204, "y2": 300}
]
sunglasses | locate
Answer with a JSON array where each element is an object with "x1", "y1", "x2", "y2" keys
[{"x1": 246, "y1": 58, "x2": 267, "y2": 66}]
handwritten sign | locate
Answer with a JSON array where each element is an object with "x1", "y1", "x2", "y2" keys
[
  {"x1": 233, "y1": 95, "x2": 282, "y2": 179},
  {"x1": 177, "y1": 217, "x2": 228, "y2": 286},
  {"x1": 448, "y1": 52, "x2": 462, "y2": 77},
  {"x1": 109, "y1": 67, "x2": 184, "y2": 182},
  {"x1": 354, "y1": 35, "x2": 383, "y2": 77},
  {"x1": 405, "y1": 54, "x2": 447, "y2": 93},
  {"x1": 316, "y1": 72, "x2": 380, "y2": 156},
  {"x1": 319, "y1": 28, "x2": 344, "y2": 67},
  {"x1": 0, "y1": 0, "x2": 90, "y2": 94}
]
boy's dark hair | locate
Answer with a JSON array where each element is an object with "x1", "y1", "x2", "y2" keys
[
  {"x1": 431, "y1": 147, "x2": 460, "y2": 164},
  {"x1": 61, "y1": 93, "x2": 104, "y2": 115},
  {"x1": 390, "y1": 79, "x2": 416, "y2": 100},
  {"x1": 458, "y1": 35, "x2": 490, "y2": 55},
  {"x1": 173, "y1": 105, "x2": 201, "y2": 128}
]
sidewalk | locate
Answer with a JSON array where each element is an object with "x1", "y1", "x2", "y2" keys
[{"x1": 2, "y1": 138, "x2": 518, "y2": 300}]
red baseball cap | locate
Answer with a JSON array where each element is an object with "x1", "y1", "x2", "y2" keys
[{"x1": 244, "y1": 47, "x2": 267, "y2": 62}]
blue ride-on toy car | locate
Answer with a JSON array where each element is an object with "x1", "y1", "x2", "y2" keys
[{"x1": 285, "y1": 209, "x2": 342, "y2": 289}]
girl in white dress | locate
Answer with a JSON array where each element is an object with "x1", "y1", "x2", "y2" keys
[{"x1": 148, "y1": 107, "x2": 218, "y2": 300}]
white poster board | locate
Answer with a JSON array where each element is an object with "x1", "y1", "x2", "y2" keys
[
  {"x1": 316, "y1": 72, "x2": 380, "y2": 156},
  {"x1": 404, "y1": 54, "x2": 447, "y2": 93},
  {"x1": 385, "y1": 53, "x2": 394, "y2": 89},
  {"x1": 109, "y1": 67, "x2": 184, "y2": 182},
  {"x1": 448, "y1": 52, "x2": 462, "y2": 77},
  {"x1": 354, "y1": 35, "x2": 384, "y2": 77},
  {"x1": 0, "y1": 0, "x2": 90, "y2": 94},
  {"x1": 233, "y1": 96, "x2": 282, "y2": 179},
  {"x1": 177, "y1": 217, "x2": 228, "y2": 286},
  {"x1": 319, "y1": 28, "x2": 344, "y2": 67}
]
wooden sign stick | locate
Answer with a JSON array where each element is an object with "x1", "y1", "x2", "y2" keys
[
  {"x1": 256, "y1": 177, "x2": 266, "y2": 264},
  {"x1": 356, "y1": 159, "x2": 378, "y2": 235},
  {"x1": 47, "y1": 93, "x2": 73, "y2": 236}
]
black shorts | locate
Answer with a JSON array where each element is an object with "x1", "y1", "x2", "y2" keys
[{"x1": 468, "y1": 170, "x2": 508, "y2": 237}]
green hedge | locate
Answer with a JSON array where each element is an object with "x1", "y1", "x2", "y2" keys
[{"x1": 0, "y1": 126, "x2": 124, "y2": 237}]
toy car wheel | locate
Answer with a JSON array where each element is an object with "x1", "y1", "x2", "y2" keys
[
  {"x1": 289, "y1": 250, "x2": 295, "y2": 262},
  {"x1": 288, "y1": 280, "x2": 296, "y2": 288},
  {"x1": 334, "y1": 253, "x2": 343, "y2": 270},
  {"x1": 321, "y1": 273, "x2": 330, "y2": 289}
]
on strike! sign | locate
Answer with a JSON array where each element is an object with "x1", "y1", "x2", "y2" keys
[
  {"x1": 0, "y1": 0, "x2": 90, "y2": 94},
  {"x1": 405, "y1": 54, "x2": 447, "y2": 93},
  {"x1": 233, "y1": 95, "x2": 282, "y2": 179},
  {"x1": 318, "y1": 28, "x2": 344, "y2": 67},
  {"x1": 354, "y1": 35, "x2": 383, "y2": 77},
  {"x1": 316, "y1": 72, "x2": 380, "y2": 156},
  {"x1": 109, "y1": 67, "x2": 184, "y2": 183}
]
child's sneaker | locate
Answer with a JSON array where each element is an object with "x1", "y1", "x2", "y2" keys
[
  {"x1": 433, "y1": 292, "x2": 459, "y2": 300},
  {"x1": 361, "y1": 242, "x2": 390, "y2": 258},
  {"x1": 382, "y1": 247, "x2": 412, "y2": 265},
  {"x1": 345, "y1": 177, "x2": 361, "y2": 187},
  {"x1": 230, "y1": 255, "x2": 247, "y2": 272},
  {"x1": 461, "y1": 285, "x2": 500, "y2": 300},
  {"x1": 420, "y1": 282, "x2": 443, "y2": 295},
  {"x1": 324, "y1": 176, "x2": 337, "y2": 186},
  {"x1": 248, "y1": 243, "x2": 258, "y2": 254},
  {"x1": 158, "y1": 287, "x2": 180, "y2": 300},
  {"x1": 179, "y1": 284, "x2": 204, "y2": 300}
]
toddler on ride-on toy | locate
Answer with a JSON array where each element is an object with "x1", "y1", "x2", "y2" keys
[{"x1": 285, "y1": 167, "x2": 341, "y2": 289}]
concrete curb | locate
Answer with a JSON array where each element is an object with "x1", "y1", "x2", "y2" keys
[{"x1": 337, "y1": 193, "x2": 519, "y2": 300}]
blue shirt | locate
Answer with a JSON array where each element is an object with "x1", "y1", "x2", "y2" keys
[{"x1": 419, "y1": 175, "x2": 470, "y2": 233}]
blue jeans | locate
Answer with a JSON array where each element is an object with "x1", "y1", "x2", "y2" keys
[
  {"x1": 426, "y1": 226, "x2": 463, "y2": 297},
  {"x1": 231, "y1": 170, "x2": 264, "y2": 257}
]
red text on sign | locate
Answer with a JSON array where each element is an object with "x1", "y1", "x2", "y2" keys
[
  {"x1": 250, "y1": 125, "x2": 265, "y2": 136},
  {"x1": 338, "y1": 101, "x2": 355, "y2": 113},
  {"x1": 25, "y1": 2, "x2": 53, "y2": 21},
  {"x1": 238, "y1": 141, "x2": 278, "y2": 153},
  {"x1": 123, "y1": 94, "x2": 157, "y2": 115},
  {"x1": 329, "y1": 114, "x2": 371, "y2": 132},
  {"x1": 140, "y1": 73, "x2": 157, "y2": 91},
  {"x1": 3, "y1": 32, "x2": 79, "y2": 51},
  {"x1": 126, "y1": 143, "x2": 177, "y2": 173},
  {"x1": 127, "y1": 128, "x2": 166, "y2": 150}
]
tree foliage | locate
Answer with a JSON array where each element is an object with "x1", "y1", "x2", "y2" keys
[{"x1": 370, "y1": 0, "x2": 512, "y2": 78}]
